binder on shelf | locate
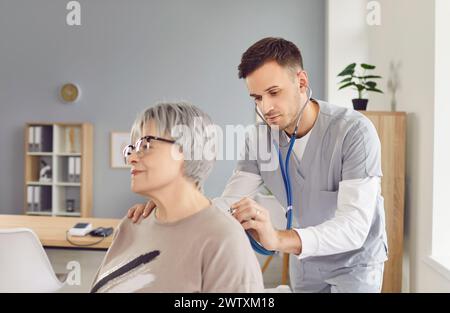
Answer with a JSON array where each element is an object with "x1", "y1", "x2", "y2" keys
[
  {"x1": 27, "y1": 186, "x2": 34, "y2": 211},
  {"x1": 28, "y1": 127, "x2": 35, "y2": 152},
  {"x1": 74, "y1": 157, "x2": 81, "y2": 182},
  {"x1": 34, "y1": 126, "x2": 42, "y2": 152},
  {"x1": 33, "y1": 186, "x2": 41, "y2": 212},
  {"x1": 41, "y1": 187, "x2": 52, "y2": 212},
  {"x1": 41, "y1": 126, "x2": 53, "y2": 152},
  {"x1": 68, "y1": 157, "x2": 75, "y2": 182}
]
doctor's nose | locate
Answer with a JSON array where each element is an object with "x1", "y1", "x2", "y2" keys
[{"x1": 259, "y1": 98, "x2": 275, "y2": 116}]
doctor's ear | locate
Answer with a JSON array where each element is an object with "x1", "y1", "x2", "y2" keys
[
  {"x1": 300, "y1": 84, "x2": 309, "y2": 93},
  {"x1": 297, "y1": 71, "x2": 309, "y2": 93}
]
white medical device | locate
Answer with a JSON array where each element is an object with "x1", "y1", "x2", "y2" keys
[{"x1": 68, "y1": 222, "x2": 92, "y2": 237}]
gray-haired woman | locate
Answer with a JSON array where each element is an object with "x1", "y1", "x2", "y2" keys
[{"x1": 91, "y1": 102, "x2": 264, "y2": 293}]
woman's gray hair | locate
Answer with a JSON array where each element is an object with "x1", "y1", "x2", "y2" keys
[{"x1": 130, "y1": 101, "x2": 217, "y2": 190}]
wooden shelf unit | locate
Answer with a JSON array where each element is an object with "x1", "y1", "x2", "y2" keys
[
  {"x1": 24, "y1": 123, "x2": 93, "y2": 217},
  {"x1": 361, "y1": 111, "x2": 406, "y2": 293}
]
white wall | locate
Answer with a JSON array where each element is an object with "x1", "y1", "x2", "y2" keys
[
  {"x1": 326, "y1": 0, "x2": 369, "y2": 107},
  {"x1": 368, "y1": 0, "x2": 450, "y2": 293},
  {"x1": 431, "y1": 0, "x2": 450, "y2": 275},
  {"x1": 0, "y1": 0, "x2": 326, "y2": 218},
  {"x1": 327, "y1": 0, "x2": 450, "y2": 292}
]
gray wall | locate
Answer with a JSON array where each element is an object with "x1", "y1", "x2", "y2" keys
[{"x1": 0, "y1": 0, "x2": 325, "y2": 218}]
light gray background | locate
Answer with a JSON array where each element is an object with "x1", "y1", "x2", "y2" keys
[{"x1": 0, "y1": 0, "x2": 325, "y2": 218}]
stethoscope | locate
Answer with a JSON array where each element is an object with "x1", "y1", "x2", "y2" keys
[{"x1": 247, "y1": 86, "x2": 313, "y2": 256}]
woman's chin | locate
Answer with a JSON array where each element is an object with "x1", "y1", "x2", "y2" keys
[
  {"x1": 131, "y1": 183, "x2": 156, "y2": 196},
  {"x1": 131, "y1": 178, "x2": 174, "y2": 195},
  {"x1": 131, "y1": 184, "x2": 145, "y2": 194}
]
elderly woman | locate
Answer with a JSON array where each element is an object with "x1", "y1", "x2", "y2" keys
[{"x1": 91, "y1": 102, "x2": 264, "y2": 293}]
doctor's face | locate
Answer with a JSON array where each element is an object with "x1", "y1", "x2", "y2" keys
[
  {"x1": 127, "y1": 121, "x2": 184, "y2": 197},
  {"x1": 245, "y1": 60, "x2": 309, "y2": 132}
]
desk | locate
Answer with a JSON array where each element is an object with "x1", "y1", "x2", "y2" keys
[
  {"x1": 0, "y1": 214, "x2": 121, "y2": 292},
  {"x1": 0, "y1": 214, "x2": 120, "y2": 249}
]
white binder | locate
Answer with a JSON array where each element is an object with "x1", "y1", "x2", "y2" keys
[
  {"x1": 33, "y1": 186, "x2": 41, "y2": 211},
  {"x1": 28, "y1": 127, "x2": 35, "y2": 152},
  {"x1": 68, "y1": 157, "x2": 75, "y2": 182},
  {"x1": 27, "y1": 186, "x2": 34, "y2": 211},
  {"x1": 75, "y1": 157, "x2": 81, "y2": 182},
  {"x1": 34, "y1": 126, "x2": 42, "y2": 152}
]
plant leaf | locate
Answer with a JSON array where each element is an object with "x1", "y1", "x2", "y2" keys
[
  {"x1": 361, "y1": 63, "x2": 376, "y2": 70},
  {"x1": 337, "y1": 63, "x2": 356, "y2": 76},
  {"x1": 360, "y1": 75, "x2": 382, "y2": 79},
  {"x1": 339, "y1": 77, "x2": 353, "y2": 84},
  {"x1": 343, "y1": 63, "x2": 357, "y2": 71},
  {"x1": 366, "y1": 81, "x2": 377, "y2": 88},
  {"x1": 338, "y1": 82, "x2": 355, "y2": 90},
  {"x1": 337, "y1": 69, "x2": 355, "y2": 77},
  {"x1": 367, "y1": 88, "x2": 384, "y2": 94}
]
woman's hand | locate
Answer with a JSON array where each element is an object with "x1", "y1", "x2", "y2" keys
[{"x1": 127, "y1": 200, "x2": 156, "y2": 223}]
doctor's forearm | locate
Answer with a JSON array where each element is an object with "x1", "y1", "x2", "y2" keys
[{"x1": 275, "y1": 230, "x2": 302, "y2": 255}]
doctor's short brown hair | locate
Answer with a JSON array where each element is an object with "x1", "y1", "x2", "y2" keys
[{"x1": 238, "y1": 37, "x2": 304, "y2": 79}]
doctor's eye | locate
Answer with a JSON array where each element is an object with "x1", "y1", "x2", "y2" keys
[{"x1": 269, "y1": 90, "x2": 280, "y2": 96}]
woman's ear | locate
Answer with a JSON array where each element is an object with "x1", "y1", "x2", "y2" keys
[{"x1": 170, "y1": 143, "x2": 185, "y2": 162}]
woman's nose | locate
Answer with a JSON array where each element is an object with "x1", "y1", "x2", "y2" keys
[{"x1": 127, "y1": 151, "x2": 139, "y2": 165}]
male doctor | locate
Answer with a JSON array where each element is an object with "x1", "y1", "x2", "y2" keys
[{"x1": 127, "y1": 37, "x2": 388, "y2": 293}]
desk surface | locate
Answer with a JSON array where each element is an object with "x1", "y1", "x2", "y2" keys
[{"x1": 0, "y1": 214, "x2": 120, "y2": 249}]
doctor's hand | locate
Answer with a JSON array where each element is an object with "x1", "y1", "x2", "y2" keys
[
  {"x1": 127, "y1": 200, "x2": 156, "y2": 223},
  {"x1": 231, "y1": 197, "x2": 280, "y2": 251}
]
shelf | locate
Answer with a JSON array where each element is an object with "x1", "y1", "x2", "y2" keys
[
  {"x1": 27, "y1": 125, "x2": 53, "y2": 153},
  {"x1": 54, "y1": 125, "x2": 82, "y2": 154},
  {"x1": 55, "y1": 153, "x2": 82, "y2": 156},
  {"x1": 54, "y1": 211, "x2": 81, "y2": 217},
  {"x1": 26, "y1": 181, "x2": 53, "y2": 186},
  {"x1": 25, "y1": 155, "x2": 53, "y2": 183},
  {"x1": 25, "y1": 211, "x2": 53, "y2": 216},
  {"x1": 27, "y1": 152, "x2": 53, "y2": 156},
  {"x1": 53, "y1": 185, "x2": 81, "y2": 216},
  {"x1": 26, "y1": 153, "x2": 83, "y2": 157},
  {"x1": 26, "y1": 181, "x2": 81, "y2": 186},
  {"x1": 26, "y1": 185, "x2": 52, "y2": 213},
  {"x1": 55, "y1": 156, "x2": 81, "y2": 183},
  {"x1": 55, "y1": 182, "x2": 81, "y2": 187},
  {"x1": 24, "y1": 122, "x2": 93, "y2": 217}
]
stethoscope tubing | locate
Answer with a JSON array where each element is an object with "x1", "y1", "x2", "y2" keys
[{"x1": 247, "y1": 87, "x2": 312, "y2": 255}]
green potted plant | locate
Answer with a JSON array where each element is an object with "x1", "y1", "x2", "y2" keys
[{"x1": 337, "y1": 63, "x2": 383, "y2": 110}]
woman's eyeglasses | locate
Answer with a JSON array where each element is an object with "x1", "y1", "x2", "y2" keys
[{"x1": 123, "y1": 135, "x2": 176, "y2": 164}]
